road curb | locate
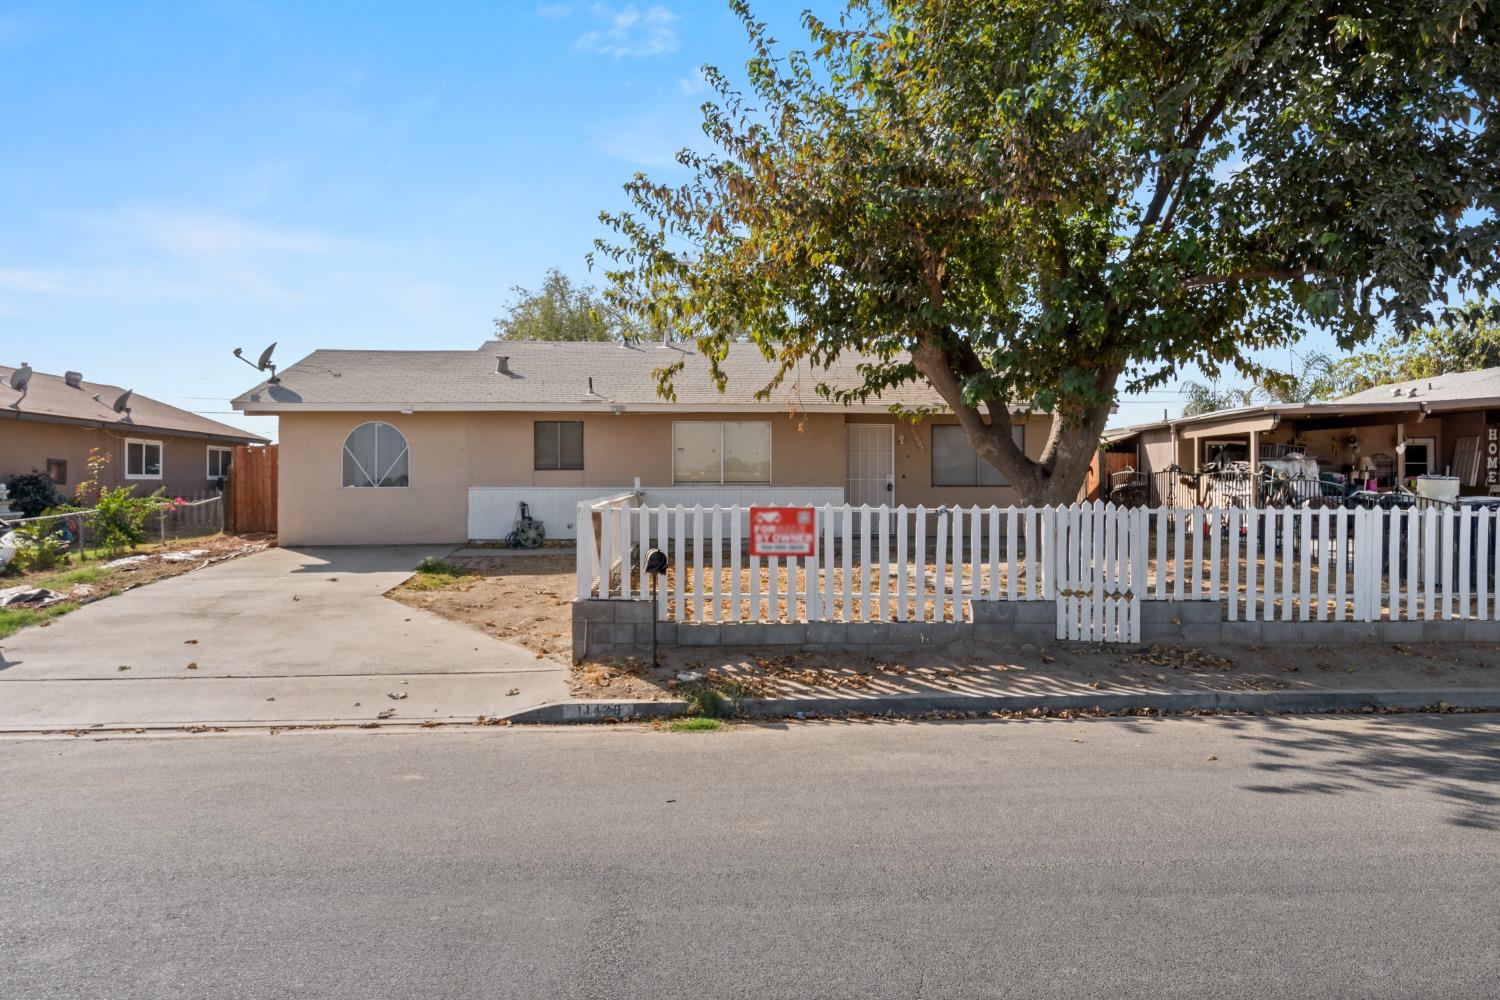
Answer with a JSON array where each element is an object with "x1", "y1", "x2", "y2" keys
[{"x1": 505, "y1": 688, "x2": 1500, "y2": 724}]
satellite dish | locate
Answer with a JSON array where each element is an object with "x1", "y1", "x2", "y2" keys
[
  {"x1": 112, "y1": 389, "x2": 134, "y2": 416},
  {"x1": 8, "y1": 364, "x2": 31, "y2": 392},
  {"x1": 232, "y1": 342, "x2": 280, "y2": 383}
]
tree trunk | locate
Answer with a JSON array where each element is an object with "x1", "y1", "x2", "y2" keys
[{"x1": 911, "y1": 335, "x2": 1118, "y2": 507}]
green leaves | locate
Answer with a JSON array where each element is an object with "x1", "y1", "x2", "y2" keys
[{"x1": 595, "y1": 0, "x2": 1498, "y2": 503}]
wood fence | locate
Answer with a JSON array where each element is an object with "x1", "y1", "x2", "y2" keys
[
  {"x1": 579, "y1": 501, "x2": 1500, "y2": 631},
  {"x1": 226, "y1": 444, "x2": 277, "y2": 534}
]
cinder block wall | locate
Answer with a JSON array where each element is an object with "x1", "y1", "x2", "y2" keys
[{"x1": 573, "y1": 598, "x2": 1500, "y2": 661}]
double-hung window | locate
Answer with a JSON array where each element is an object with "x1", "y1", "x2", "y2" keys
[
  {"x1": 125, "y1": 439, "x2": 163, "y2": 480},
  {"x1": 931, "y1": 424, "x2": 1025, "y2": 486},
  {"x1": 534, "y1": 421, "x2": 584, "y2": 471},
  {"x1": 672, "y1": 421, "x2": 771, "y2": 485}
]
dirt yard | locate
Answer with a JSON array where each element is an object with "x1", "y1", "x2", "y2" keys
[
  {"x1": 389, "y1": 549, "x2": 1500, "y2": 704},
  {"x1": 389, "y1": 551, "x2": 578, "y2": 663}
]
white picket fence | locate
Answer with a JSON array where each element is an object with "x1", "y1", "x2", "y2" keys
[{"x1": 577, "y1": 500, "x2": 1500, "y2": 632}]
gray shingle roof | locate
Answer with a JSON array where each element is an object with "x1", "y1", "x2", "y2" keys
[
  {"x1": 1336, "y1": 366, "x2": 1500, "y2": 405},
  {"x1": 1, "y1": 366, "x2": 268, "y2": 443},
  {"x1": 232, "y1": 340, "x2": 955, "y2": 413}
]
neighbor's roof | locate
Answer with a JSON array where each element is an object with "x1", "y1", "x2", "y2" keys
[
  {"x1": 1336, "y1": 366, "x2": 1500, "y2": 406},
  {"x1": 1, "y1": 365, "x2": 268, "y2": 443},
  {"x1": 232, "y1": 340, "x2": 968, "y2": 414}
]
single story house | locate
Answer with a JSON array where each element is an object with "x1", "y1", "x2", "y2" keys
[
  {"x1": 2, "y1": 364, "x2": 268, "y2": 501},
  {"x1": 231, "y1": 339, "x2": 1053, "y2": 546},
  {"x1": 1104, "y1": 366, "x2": 1500, "y2": 504}
]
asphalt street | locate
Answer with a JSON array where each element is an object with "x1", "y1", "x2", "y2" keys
[{"x1": 2, "y1": 715, "x2": 1497, "y2": 999}]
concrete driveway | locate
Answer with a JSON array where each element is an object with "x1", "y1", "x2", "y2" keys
[{"x1": 0, "y1": 546, "x2": 568, "y2": 729}]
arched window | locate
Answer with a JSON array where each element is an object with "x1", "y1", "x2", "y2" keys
[{"x1": 342, "y1": 422, "x2": 409, "y2": 488}]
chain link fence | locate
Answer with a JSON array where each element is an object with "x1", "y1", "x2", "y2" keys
[{"x1": 2, "y1": 494, "x2": 224, "y2": 561}]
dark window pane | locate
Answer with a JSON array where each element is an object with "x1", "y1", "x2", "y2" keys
[
  {"x1": 534, "y1": 422, "x2": 560, "y2": 470},
  {"x1": 557, "y1": 421, "x2": 584, "y2": 470},
  {"x1": 931, "y1": 425, "x2": 977, "y2": 486}
]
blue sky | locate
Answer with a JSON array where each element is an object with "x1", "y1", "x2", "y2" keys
[{"x1": 3, "y1": 1, "x2": 1313, "y2": 442}]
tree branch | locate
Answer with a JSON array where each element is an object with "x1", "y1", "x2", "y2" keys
[{"x1": 1180, "y1": 265, "x2": 1313, "y2": 290}]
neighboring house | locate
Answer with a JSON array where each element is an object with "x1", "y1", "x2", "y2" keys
[
  {"x1": 1, "y1": 364, "x2": 269, "y2": 501},
  {"x1": 231, "y1": 340, "x2": 1052, "y2": 545},
  {"x1": 1105, "y1": 366, "x2": 1500, "y2": 502}
]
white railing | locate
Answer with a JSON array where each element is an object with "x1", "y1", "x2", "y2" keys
[
  {"x1": 578, "y1": 501, "x2": 1500, "y2": 627},
  {"x1": 578, "y1": 492, "x2": 642, "y2": 600}
]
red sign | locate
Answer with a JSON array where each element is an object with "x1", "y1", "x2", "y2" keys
[{"x1": 750, "y1": 506, "x2": 816, "y2": 557}]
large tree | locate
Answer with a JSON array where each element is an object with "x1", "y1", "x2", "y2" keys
[
  {"x1": 1310, "y1": 299, "x2": 1500, "y2": 397},
  {"x1": 493, "y1": 268, "x2": 644, "y2": 342},
  {"x1": 595, "y1": 0, "x2": 1498, "y2": 503}
]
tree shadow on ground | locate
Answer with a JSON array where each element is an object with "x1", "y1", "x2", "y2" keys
[{"x1": 1227, "y1": 713, "x2": 1500, "y2": 830}]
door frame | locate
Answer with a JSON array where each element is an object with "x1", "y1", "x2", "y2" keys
[{"x1": 844, "y1": 423, "x2": 895, "y2": 507}]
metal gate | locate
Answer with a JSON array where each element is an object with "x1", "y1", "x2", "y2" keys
[{"x1": 1054, "y1": 502, "x2": 1145, "y2": 643}]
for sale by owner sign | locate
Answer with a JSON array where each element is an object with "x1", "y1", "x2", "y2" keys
[{"x1": 749, "y1": 506, "x2": 817, "y2": 557}]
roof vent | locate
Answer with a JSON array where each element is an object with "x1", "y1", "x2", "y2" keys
[
  {"x1": 65, "y1": 371, "x2": 83, "y2": 388},
  {"x1": 496, "y1": 356, "x2": 511, "y2": 375},
  {"x1": 1391, "y1": 387, "x2": 1403, "y2": 397}
]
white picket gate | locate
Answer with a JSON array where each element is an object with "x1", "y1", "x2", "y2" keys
[{"x1": 1053, "y1": 504, "x2": 1146, "y2": 642}]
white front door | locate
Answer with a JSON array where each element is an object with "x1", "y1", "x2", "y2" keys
[{"x1": 845, "y1": 424, "x2": 895, "y2": 507}]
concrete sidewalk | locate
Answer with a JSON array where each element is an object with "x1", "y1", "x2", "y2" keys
[{"x1": 0, "y1": 546, "x2": 568, "y2": 730}]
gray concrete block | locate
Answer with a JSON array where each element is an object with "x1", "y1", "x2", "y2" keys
[
  {"x1": 654, "y1": 622, "x2": 677, "y2": 646},
  {"x1": 614, "y1": 601, "x2": 655, "y2": 624},
  {"x1": 720, "y1": 623, "x2": 763, "y2": 646},
  {"x1": 600, "y1": 623, "x2": 636, "y2": 646},
  {"x1": 1220, "y1": 620, "x2": 1262, "y2": 643},
  {"x1": 1462, "y1": 620, "x2": 1500, "y2": 641},
  {"x1": 762, "y1": 624, "x2": 808, "y2": 646},
  {"x1": 678, "y1": 625, "x2": 722, "y2": 646},
  {"x1": 969, "y1": 625, "x2": 1009, "y2": 643},
  {"x1": 632, "y1": 624, "x2": 656, "y2": 645},
  {"x1": 1176, "y1": 624, "x2": 1223, "y2": 645},
  {"x1": 578, "y1": 600, "x2": 617, "y2": 623},
  {"x1": 807, "y1": 622, "x2": 848, "y2": 645},
  {"x1": 1015, "y1": 601, "x2": 1054, "y2": 625},
  {"x1": 851, "y1": 623, "x2": 891, "y2": 645},
  {"x1": 1380, "y1": 620, "x2": 1425, "y2": 643},
  {"x1": 1009, "y1": 623, "x2": 1054, "y2": 645},
  {"x1": 969, "y1": 600, "x2": 1015, "y2": 624},
  {"x1": 887, "y1": 622, "x2": 927, "y2": 644}
]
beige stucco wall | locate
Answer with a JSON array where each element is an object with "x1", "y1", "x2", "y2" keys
[
  {"x1": 275, "y1": 410, "x2": 848, "y2": 545},
  {"x1": 0, "y1": 418, "x2": 229, "y2": 500},
  {"x1": 847, "y1": 412, "x2": 1053, "y2": 508}
]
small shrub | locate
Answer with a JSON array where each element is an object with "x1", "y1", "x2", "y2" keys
[
  {"x1": 680, "y1": 679, "x2": 743, "y2": 719},
  {"x1": 415, "y1": 557, "x2": 465, "y2": 576},
  {"x1": 7, "y1": 517, "x2": 69, "y2": 574},
  {"x1": 89, "y1": 486, "x2": 170, "y2": 556},
  {"x1": 6, "y1": 471, "x2": 62, "y2": 518}
]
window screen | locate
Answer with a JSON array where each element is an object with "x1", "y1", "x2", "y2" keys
[
  {"x1": 722, "y1": 422, "x2": 771, "y2": 484},
  {"x1": 342, "y1": 422, "x2": 409, "y2": 487},
  {"x1": 534, "y1": 421, "x2": 584, "y2": 471},
  {"x1": 931, "y1": 424, "x2": 1025, "y2": 486},
  {"x1": 673, "y1": 422, "x2": 723, "y2": 483}
]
